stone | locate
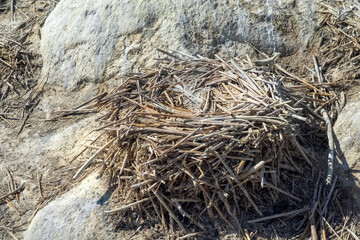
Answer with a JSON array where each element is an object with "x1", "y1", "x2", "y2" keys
[
  {"x1": 23, "y1": 172, "x2": 115, "y2": 240},
  {"x1": 334, "y1": 93, "x2": 360, "y2": 171},
  {"x1": 40, "y1": 0, "x2": 319, "y2": 90},
  {"x1": 0, "y1": 114, "x2": 100, "y2": 236},
  {"x1": 0, "y1": 115, "x2": 97, "y2": 176},
  {"x1": 333, "y1": 92, "x2": 360, "y2": 205}
]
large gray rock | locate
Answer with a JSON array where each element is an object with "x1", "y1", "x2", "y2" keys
[
  {"x1": 41, "y1": 0, "x2": 319, "y2": 89},
  {"x1": 0, "y1": 115, "x2": 97, "y2": 176},
  {"x1": 334, "y1": 93, "x2": 360, "y2": 203},
  {"x1": 23, "y1": 172, "x2": 115, "y2": 240},
  {"x1": 334, "y1": 93, "x2": 360, "y2": 171},
  {"x1": 0, "y1": 115, "x2": 99, "y2": 238}
]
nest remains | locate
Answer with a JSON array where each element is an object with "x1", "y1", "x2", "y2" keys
[{"x1": 71, "y1": 49, "x2": 347, "y2": 238}]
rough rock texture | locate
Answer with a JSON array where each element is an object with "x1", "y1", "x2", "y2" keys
[
  {"x1": 334, "y1": 94, "x2": 360, "y2": 170},
  {"x1": 23, "y1": 172, "x2": 115, "y2": 240},
  {"x1": 333, "y1": 91, "x2": 360, "y2": 204},
  {"x1": 0, "y1": 115, "x2": 97, "y2": 177},
  {"x1": 0, "y1": 115, "x2": 99, "y2": 238},
  {"x1": 41, "y1": 0, "x2": 319, "y2": 90}
]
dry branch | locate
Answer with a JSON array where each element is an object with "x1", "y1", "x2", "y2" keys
[{"x1": 0, "y1": 183, "x2": 24, "y2": 202}]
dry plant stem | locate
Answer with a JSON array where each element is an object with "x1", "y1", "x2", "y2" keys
[
  {"x1": 292, "y1": 137, "x2": 313, "y2": 167},
  {"x1": 322, "y1": 109, "x2": 334, "y2": 185},
  {"x1": 177, "y1": 232, "x2": 204, "y2": 240},
  {"x1": 0, "y1": 115, "x2": 13, "y2": 126},
  {"x1": 313, "y1": 55, "x2": 335, "y2": 185},
  {"x1": 263, "y1": 181, "x2": 301, "y2": 201},
  {"x1": 37, "y1": 171, "x2": 43, "y2": 199},
  {"x1": 321, "y1": 176, "x2": 338, "y2": 216},
  {"x1": 73, "y1": 92, "x2": 107, "y2": 110},
  {"x1": 73, "y1": 139, "x2": 115, "y2": 180},
  {"x1": 4, "y1": 167, "x2": 15, "y2": 193},
  {"x1": 275, "y1": 64, "x2": 322, "y2": 92},
  {"x1": 238, "y1": 160, "x2": 266, "y2": 180},
  {"x1": 17, "y1": 99, "x2": 40, "y2": 135},
  {"x1": 320, "y1": 221, "x2": 326, "y2": 240},
  {"x1": 345, "y1": 228, "x2": 360, "y2": 240},
  {"x1": 0, "y1": 183, "x2": 24, "y2": 202},
  {"x1": 321, "y1": 216, "x2": 342, "y2": 240},
  {"x1": 311, "y1": 216, "x2": 319, "y2": 240},
  {"x1": 0, "y1": 226, "x2": 19, "y2": 240},
  {"x1": 2, "y1": 198, "x2": 20, "y2": 215},
  {"x1": 215, "y1": 151, "x2": 262, "y2": 216},
  {"x1": 151, "y1": 189, "x2": 187, "y2": 233},
  {"x1": 104, "y1": 198, "x2": 150, "y2": 214},
  {"x1": 248, "y1": 207, "x2": 309, "y2": 224},
  {"x1": 70, "y1": 134, "x2": 104, "y2": 163}
]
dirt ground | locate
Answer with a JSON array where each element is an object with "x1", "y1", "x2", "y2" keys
[{"x1": 1, "y1": 1, "x2": 359, "y2": 240}]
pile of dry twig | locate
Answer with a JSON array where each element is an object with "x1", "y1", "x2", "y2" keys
[
  {"x1": 0, "y1": 0, "x2": 57, "y2": 130},
  {"x1": 70, "y1": 48, "x2": 349, "y2": 238},
  {"x1": 0, "y1": 41, "x2": 36, "y2": 100},
  {"x1": 319, "y1": 1, "x2": 360, "y2": 82}
]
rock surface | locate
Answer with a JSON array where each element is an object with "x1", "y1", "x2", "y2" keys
[
  {"x1": 41, "y1": 0, "x2": 319, "y2": 90},
  {"x1": 23, "y1": 172, "x2": 114, "y2": 240},
  {"x1": 0, "y1": 115, "x2": 97, "y2": 178},
  {"x1": 334, "y1": 93, "x2": 360, "y2": 170},
  {"x1": 333, "y1": 91, "x2": 360, "y2": 204},
  {"x1": 0, "y1": 114, "x2": 99, "y2": 239}
]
